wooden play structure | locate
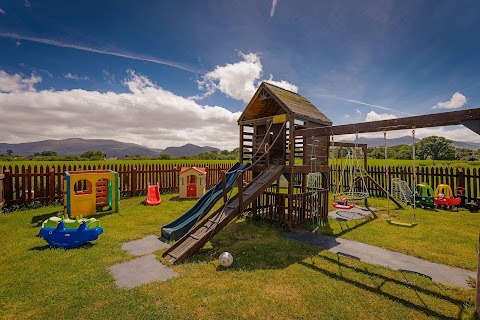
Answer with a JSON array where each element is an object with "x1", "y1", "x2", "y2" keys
[
  {"x1": 179, "y1": 167, "x2": 206, "y2": 198},
  {"x1": 64, "y1": 170, "x2": 119, "y2": 218},
  {"x1": 163, "y1": 81, "x2": 480, "y2": 264}
]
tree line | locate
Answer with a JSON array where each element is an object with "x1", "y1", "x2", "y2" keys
[{"x1": 1, "y1": 137, "x2": 479, "y2": 162}]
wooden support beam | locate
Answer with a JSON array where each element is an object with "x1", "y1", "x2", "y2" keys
[
  {"x1": 329, "y1": 141, "x2": 368, "y2": 148},
  {"x1": 297, "y1": 108, "x2": 480, "y2": 138},
  {"x1": 365, "y1": 174, "x2": 403, "y2": 208}
]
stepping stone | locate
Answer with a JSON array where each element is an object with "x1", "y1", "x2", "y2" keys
[
  {"x1": 328, "y1": 206, "x2": 375, "y2": 221},
  {"x1": 109, "y1": 254, "x2": 178, "y2": 288},
  {"x1": 122, "y1": 235, "x2": 170, "y2": 256}
]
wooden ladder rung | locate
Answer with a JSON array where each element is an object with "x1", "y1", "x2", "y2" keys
[{"x1": 190, "y1": 234, "x2": 201, "y2": 241}]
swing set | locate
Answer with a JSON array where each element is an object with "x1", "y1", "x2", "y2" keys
[
  {"x1": 384, "y1": 128, "x2": 418, "y2": 227},
  {"x1": 331, "y1": 133, "x2": 369, "y2": 210}
]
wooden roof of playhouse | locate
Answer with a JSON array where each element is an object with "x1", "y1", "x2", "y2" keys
[
  {"x1": 238, "y1": 82, "x2": 332, "y2": 125},
  {"x1": 179, "y1": 167, "x2": 207, "y2": 175}
]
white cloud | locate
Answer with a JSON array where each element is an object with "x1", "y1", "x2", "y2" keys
[
  {"x1": 365, "y1": 111, "x2": 397, "y2": 122},
  {"x1": 0, "y1": 32, "x2": 198, "y2": 73},
  {"x1": 355, "y1": 108, "x2": 362, "y2": 115},
  {"x1": 265, "y1": 76, "x2": 298, "y2": 93},
  {"x1": 64, "y1": 73, "x2": 89, "y2": 80},
  {"x1": 0, "y1": 8, "x2": 5, "y2": 14},
  {"x1": 432, "y1": 91, "x2": 467, "y2": 109},
  {"x1": 0, "y1": 70, "x2": 241, "y2": 150},
  {"x1": 270, "y1": 0, "x2": 278, "y2": 17},
  {"x1": 16, "y1": 40, "x2": 21, "y2": 47},
  {"x1": 197, "y1": 52, "x2": 298, "y2": 103},
  {"x1": 24, "y1": 0, "x2": 31, "y2": 8},
  {"x1": 0, "y1": 70, "x2": 41, "y2": 93}
]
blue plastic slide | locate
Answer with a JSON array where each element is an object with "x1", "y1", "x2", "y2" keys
[{"x1": 161, "y1": 162, "x2": 250, "y2": 241}]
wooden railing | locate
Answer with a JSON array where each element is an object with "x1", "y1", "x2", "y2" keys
[
  {"x1": 0, "y1": 163, "x2": 241, "y2": 209},
  {"x1": 247, "y1": 189, "x2": 329, "y2": 227}
]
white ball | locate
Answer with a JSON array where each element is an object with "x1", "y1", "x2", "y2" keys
[{"x1": 219, "y1": 252, "x2": 234, "y2": 267}]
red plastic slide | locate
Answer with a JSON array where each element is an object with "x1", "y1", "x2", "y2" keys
[{"x1": 146, "y1": 182, "x2": 161, "y2": 206}]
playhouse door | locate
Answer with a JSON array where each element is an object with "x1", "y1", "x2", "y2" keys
[
  {"x1": 187, "y1": 185, "x2": 196, "y2": 197},
  {"x1": 187, "y1": 175, "x2": 197, "y2": 197}
]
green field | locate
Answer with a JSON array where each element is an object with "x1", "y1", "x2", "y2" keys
[
  {"x1": 0, "y1": 159, "x2": 237, "y2": 169},
  {"x1": 2, "y1": 158, "x2": 480, "y2": 170},
  {"x1": 0, "y1": 195, "x2": 477, "y2": 319}
]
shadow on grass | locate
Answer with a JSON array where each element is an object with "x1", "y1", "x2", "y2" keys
[
  {"x1": 300, "y1": 255, "x2": 468, "y2": 320},
  {"x1": 169, "y1": 196, "x2": 197, "y2": 202},
  {"x1": 31, "y1": 211, "x2": 62, "y2": 227},
  {"x1": 184, "y1": 217, "x2": 319, "y2": 271},
  {"x1": 320, "y1": 213, "x2": 378, "y2": 238},
  {"x1": 29, "y1": 242, "x2": 95, "y2": 251}
]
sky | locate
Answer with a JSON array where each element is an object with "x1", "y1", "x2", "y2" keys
[{"x1": 1, "y1": 0, "x2": 480, "y2": 150}]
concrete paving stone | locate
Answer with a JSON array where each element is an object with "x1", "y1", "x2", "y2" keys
[
  {"x1": 121, "y1": 235, "x2": 170, "y2": 256},
  {"x1": 283, "y1": 231, "x2": 475, "y2": 288},
  {"x1": 109, "y1": 254, "x2": 178, "y2": 288}
]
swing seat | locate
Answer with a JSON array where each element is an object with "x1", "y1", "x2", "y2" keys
[
  {"x1": 333, "y1": 202, "x2": 355, "y2": 210},
  {"x1": 386, "y1": 219, "x2": 417, "y2": 228}
]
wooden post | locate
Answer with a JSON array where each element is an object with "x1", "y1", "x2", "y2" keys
[
  {"x1": 363, "y1": 145, "x2": 369, "y2": 208},
  {"x1": 476, "y1": 232, "x2": 480, "y2": 317},
  {"x1": 239, "y1": 125, "x2": 244, "y2": 163},
  {"x1": 49, "y1": 168, "x2": 55, "y2": 203},
  {"x1": 0, "y1": 166, "x2": 4, "y2": 212},
  {"x1": 237, "y1": 170, "x2": 244, "y2": 214},
  {"x1": 132, "y1": 166, "x2": 137, "y2": 197},
  {"x1": 221, "y1": 171, "x2": 227, "y2": 203}
]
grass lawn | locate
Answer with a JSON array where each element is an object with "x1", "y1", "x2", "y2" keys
[
  {"x1": 320, "y1": 195, "x2": 480, "y2": 271},
  {"x1": 0, "y1": 194, "x2": 477, "y2": 319}
]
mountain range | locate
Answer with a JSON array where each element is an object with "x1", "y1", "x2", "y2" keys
[
  {"x1": 1, "y1": 135, "x2": 478, "y2": 158},
  {"x1": 340, "y1": 136, "x2": 480, "y2": 150},
  {"x1": 0, "y1": 138, "x2": 218, "y2": 158}
]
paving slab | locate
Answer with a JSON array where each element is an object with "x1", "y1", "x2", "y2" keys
[
  {"x1": 121, "y1": 235, "x2": 170, "y2": 256},
  {"x1": 109, "y1": 254, "x2": 178, "y2": 288},
  {"x1": 328, "y1": 206, "x2": 375, "y2": 221},
  {"x1": 283, "y1": 231, "x2": 475, "y2": 288}
]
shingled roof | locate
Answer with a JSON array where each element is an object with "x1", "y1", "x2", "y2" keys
[{"x1": 238, "y1": 82, "x2": 332, "y2": 125}]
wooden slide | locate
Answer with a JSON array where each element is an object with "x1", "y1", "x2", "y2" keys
[{"x1": 163, "y1": 165, "x2": 284, "y2": 264}]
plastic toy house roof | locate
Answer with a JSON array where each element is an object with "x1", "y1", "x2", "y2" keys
[
  {"x1": 179, "y1": 167, "x2": 207, "y2": 175},
  {"x1": 238, "y1": 82, "x2": 333, "y2": 125}
]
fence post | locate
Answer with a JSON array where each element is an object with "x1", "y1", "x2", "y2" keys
[
  {"x1": 0, "y1": 166, "x2": 4, "y2": 212},
  {"x1": 49, "y1": 168, "x2": 55, "y2": 203},
  {"x1": 132, "y1": 166, "x2": 137, "y2": 197},
  {"x1": 4, "y1": 169, "x2": 12, "y2": 207},
  {"x1": 476, "y1": 232, "x2": 480, "y2": 317}
]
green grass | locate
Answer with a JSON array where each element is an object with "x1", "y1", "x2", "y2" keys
[
  {"x1": 0, "y1": 194, "x2": 477, "y2": 319},
  {"x1": 321, "y1": 195, "x2": 480, "y2": 270}
]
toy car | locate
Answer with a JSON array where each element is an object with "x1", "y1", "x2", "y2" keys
[{"x1": 434, "y1": 184, "x2": 461, "y2": 209}]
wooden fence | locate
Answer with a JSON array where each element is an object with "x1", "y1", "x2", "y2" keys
[
  {"x1": 0, "y1": 166, "x2": 4, "y2": 211},
  {"x1": 1, "y1": 163, "x2": 479, "y2": 210},
  {"x1": 330, "y1": 165, "x2": 480, "y2": 203},
  {"x1": 0, "y1": 163, "x2": 238, "y2": 209}
]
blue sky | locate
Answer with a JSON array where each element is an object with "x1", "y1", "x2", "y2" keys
[{"x1": 0, "y1": 0, "x2": 479, "y2": 149}]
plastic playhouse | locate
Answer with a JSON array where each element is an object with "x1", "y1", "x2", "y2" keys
[
  {"x1": 434, "y1": 184, "x2": 461, "y2": 208},
  {"x1": 410, "y1": 183, "x2": 435, "y2": 209},
  {"x1": 146, "y1": 182, "x2": 161, "y2": 206},
  {"x1": 179, "y1": 167, "x2": 206, "y2": 198},
  {"x1": 64, "y1": 170, "x2": 119, "y2": 218},
  {"x1": 39, "y1": 216, "x2": 104, "y2": 249}
]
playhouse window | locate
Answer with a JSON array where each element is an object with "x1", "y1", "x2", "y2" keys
[
  {"x1": 180, "y1": 177, "x2": 183, "y2": 186},
  {"x1": 188, "y1": 175, "x2": 197, "y2": 184},
  {"x1": 73, "y1": 180, "x2": 92, "y2": 195}
]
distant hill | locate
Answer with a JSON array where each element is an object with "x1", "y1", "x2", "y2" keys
[
  {"x1": 0, "y1": 138, "x2": 163, "y2": 158},
  {"x1": 161, "y1": 144, "x2": 220, "y2": 157},
  {"x1": 340, "y1": 136, "x2": 480, "y2": 150}
]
